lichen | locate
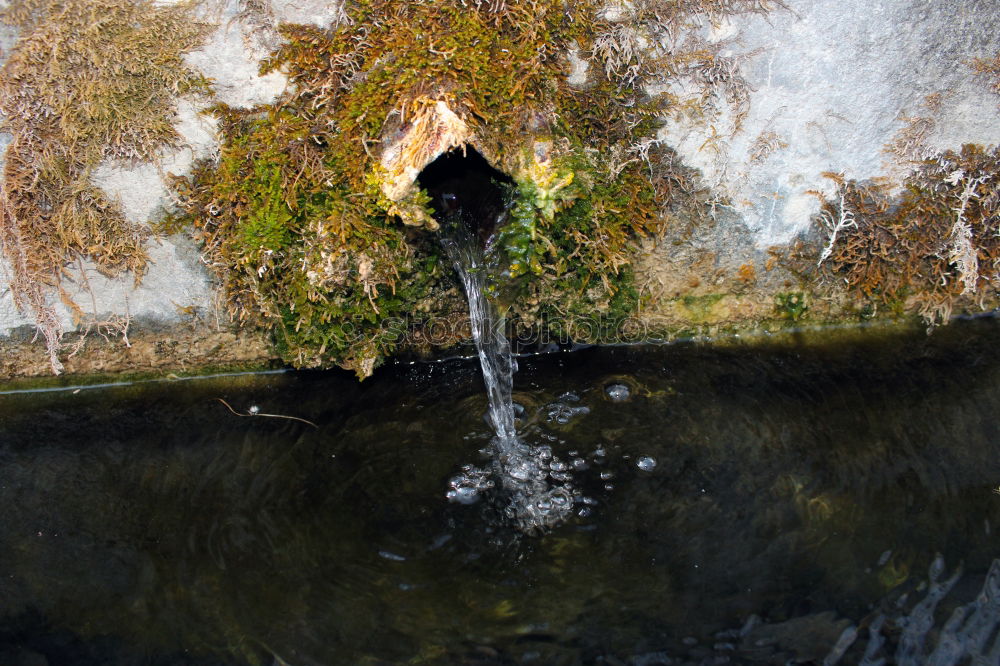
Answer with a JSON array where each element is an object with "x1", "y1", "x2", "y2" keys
[{"x1": 0, "y1": 0, "x2": 211, "y2": 372}]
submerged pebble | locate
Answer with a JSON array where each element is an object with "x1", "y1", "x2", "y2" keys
[{"x1": 378, "y1": 550, "x2": 406, "y2": 562}]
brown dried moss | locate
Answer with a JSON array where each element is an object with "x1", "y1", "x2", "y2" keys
[
  {"x1": 812, "y1": 145, "x2": 1000, "y2": 324},
  {"x1": 970, "y1": 52, "x2": 1000, "y2": 100},
  {"x1": 0, "y1": 0, "x2": 210, "y2": 372}
]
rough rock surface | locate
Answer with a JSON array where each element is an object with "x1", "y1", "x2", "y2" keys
[
  {"x1": 661, "y1": 0, "x2": 1000, "y2": 247},
  {"x1": 0, "y1": 326, "x2": 273, "y2": 379}
]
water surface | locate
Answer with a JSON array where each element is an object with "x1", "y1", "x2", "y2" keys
[{"x1": 2, "y1": 319, "x2": 1000, "y2": 665}]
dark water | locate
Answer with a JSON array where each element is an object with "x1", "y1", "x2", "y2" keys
[{"x1": 2, "y1": 320, "x2": 1000, "y2": 665}]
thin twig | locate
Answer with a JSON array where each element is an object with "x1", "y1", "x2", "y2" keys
[{"x1": 216, "y1": 398, "x2": 319, "y2": 428}]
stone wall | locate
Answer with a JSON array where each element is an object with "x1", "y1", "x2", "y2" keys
[
  {"x1": 661, "y1": 0, "x2": 1000, "y2": 246},
  {"x1": 1, "y1": 0, "x2": 998, "y2": 378}
]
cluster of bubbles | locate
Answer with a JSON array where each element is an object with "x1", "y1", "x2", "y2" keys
[
  {"x1": 545, "y1": 391, "x2": 591, "y2": 425},
  {"x1": 446, "y1": 435, "x2": 585, "y2": 532},
  {"x1": 447, "y1": 391, "x2": 657, "y2": 533},
  {"x1": 445, "y1": 464, "x2": 494, "y2": 505},
  {"x1": 447, "y1": 388, "x2": 598, "y2": 532},
  {"x1": 498, "y1": 439, "x2": 579, "y2": 531}
]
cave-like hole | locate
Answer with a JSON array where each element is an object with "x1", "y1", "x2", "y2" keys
[{"x1": 416, "y1": 145, "x2": 514, "y2": 242}]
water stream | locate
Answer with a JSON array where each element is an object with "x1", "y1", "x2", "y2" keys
[{"x1": 440, "y1": 221, "x2": 579, "y2": 532}]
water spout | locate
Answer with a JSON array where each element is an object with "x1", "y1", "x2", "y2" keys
[
  {"x1": 423, "y1": 147, "x2": 579, "y2": 533},
  {"x1": 440, "y1": 227, "x2": 516, "y2": 441},
  {"x1": 440, "y1": 222, "x2": 578, "y2": 533},
  {"x1": 418, "y1": 145, "x2": 512, "y2": 246}
]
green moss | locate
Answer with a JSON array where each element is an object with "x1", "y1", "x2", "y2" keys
[
  {"x1": 235, "y1": 161, "x2": 294, "y2": 255},
  {"x1": 169, "y1": 0, "x2": 758, "y2": 376},
  {"x1": 774, "y1": 292, "x2": 808, "y2": 321}
]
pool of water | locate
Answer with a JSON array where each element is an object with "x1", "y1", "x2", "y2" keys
[{"x1": 2, "y1": 319, "x2": 999, "y2": 665}]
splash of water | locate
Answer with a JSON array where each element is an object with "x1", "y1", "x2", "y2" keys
[{"x1": 440, "y1": 222, "x2": 577, "y2": 533}]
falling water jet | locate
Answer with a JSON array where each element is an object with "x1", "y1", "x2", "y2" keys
[
  {"x1": 417, "y1": 146, "x2": 579, "y2": 533},
  {"x1": 418, "y1": 145, "x2": 516, "y2": 439}
]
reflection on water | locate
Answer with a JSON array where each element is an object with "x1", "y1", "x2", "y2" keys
[{"x1": 1, "y1": 319, "x2": 1000, "y2": 665}]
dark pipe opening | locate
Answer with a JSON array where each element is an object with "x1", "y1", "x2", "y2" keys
[{"x1": 416, "y1": 145, "x2": 514, "y2": 243}]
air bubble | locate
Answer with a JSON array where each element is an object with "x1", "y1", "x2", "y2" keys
[
  {"x1": 509, "y1": 465, "x2": 532, "y2": 481},
  {"x1": 636, "y1": 456, "x2": 657, "y2": 472},
  {"x1": 446, "y1": 487, "x2": 480, "y2": 504},
  {"x1": 605, "y1": 383, "x2": 631, "y2": 401}
]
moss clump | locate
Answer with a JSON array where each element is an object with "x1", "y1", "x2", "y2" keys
[
  {"x1": 172, "y1": 0, "x2": 768, "y2": 375},
  {"x1": 812, "y1": 145, "x2": 1000, "y2": 324},
  {"x1": 680, "y1": 293, "x2": 726, "y2": 323},
  {"x1": 0, "y1": 0, "x2": 211, "y2": 372}
]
